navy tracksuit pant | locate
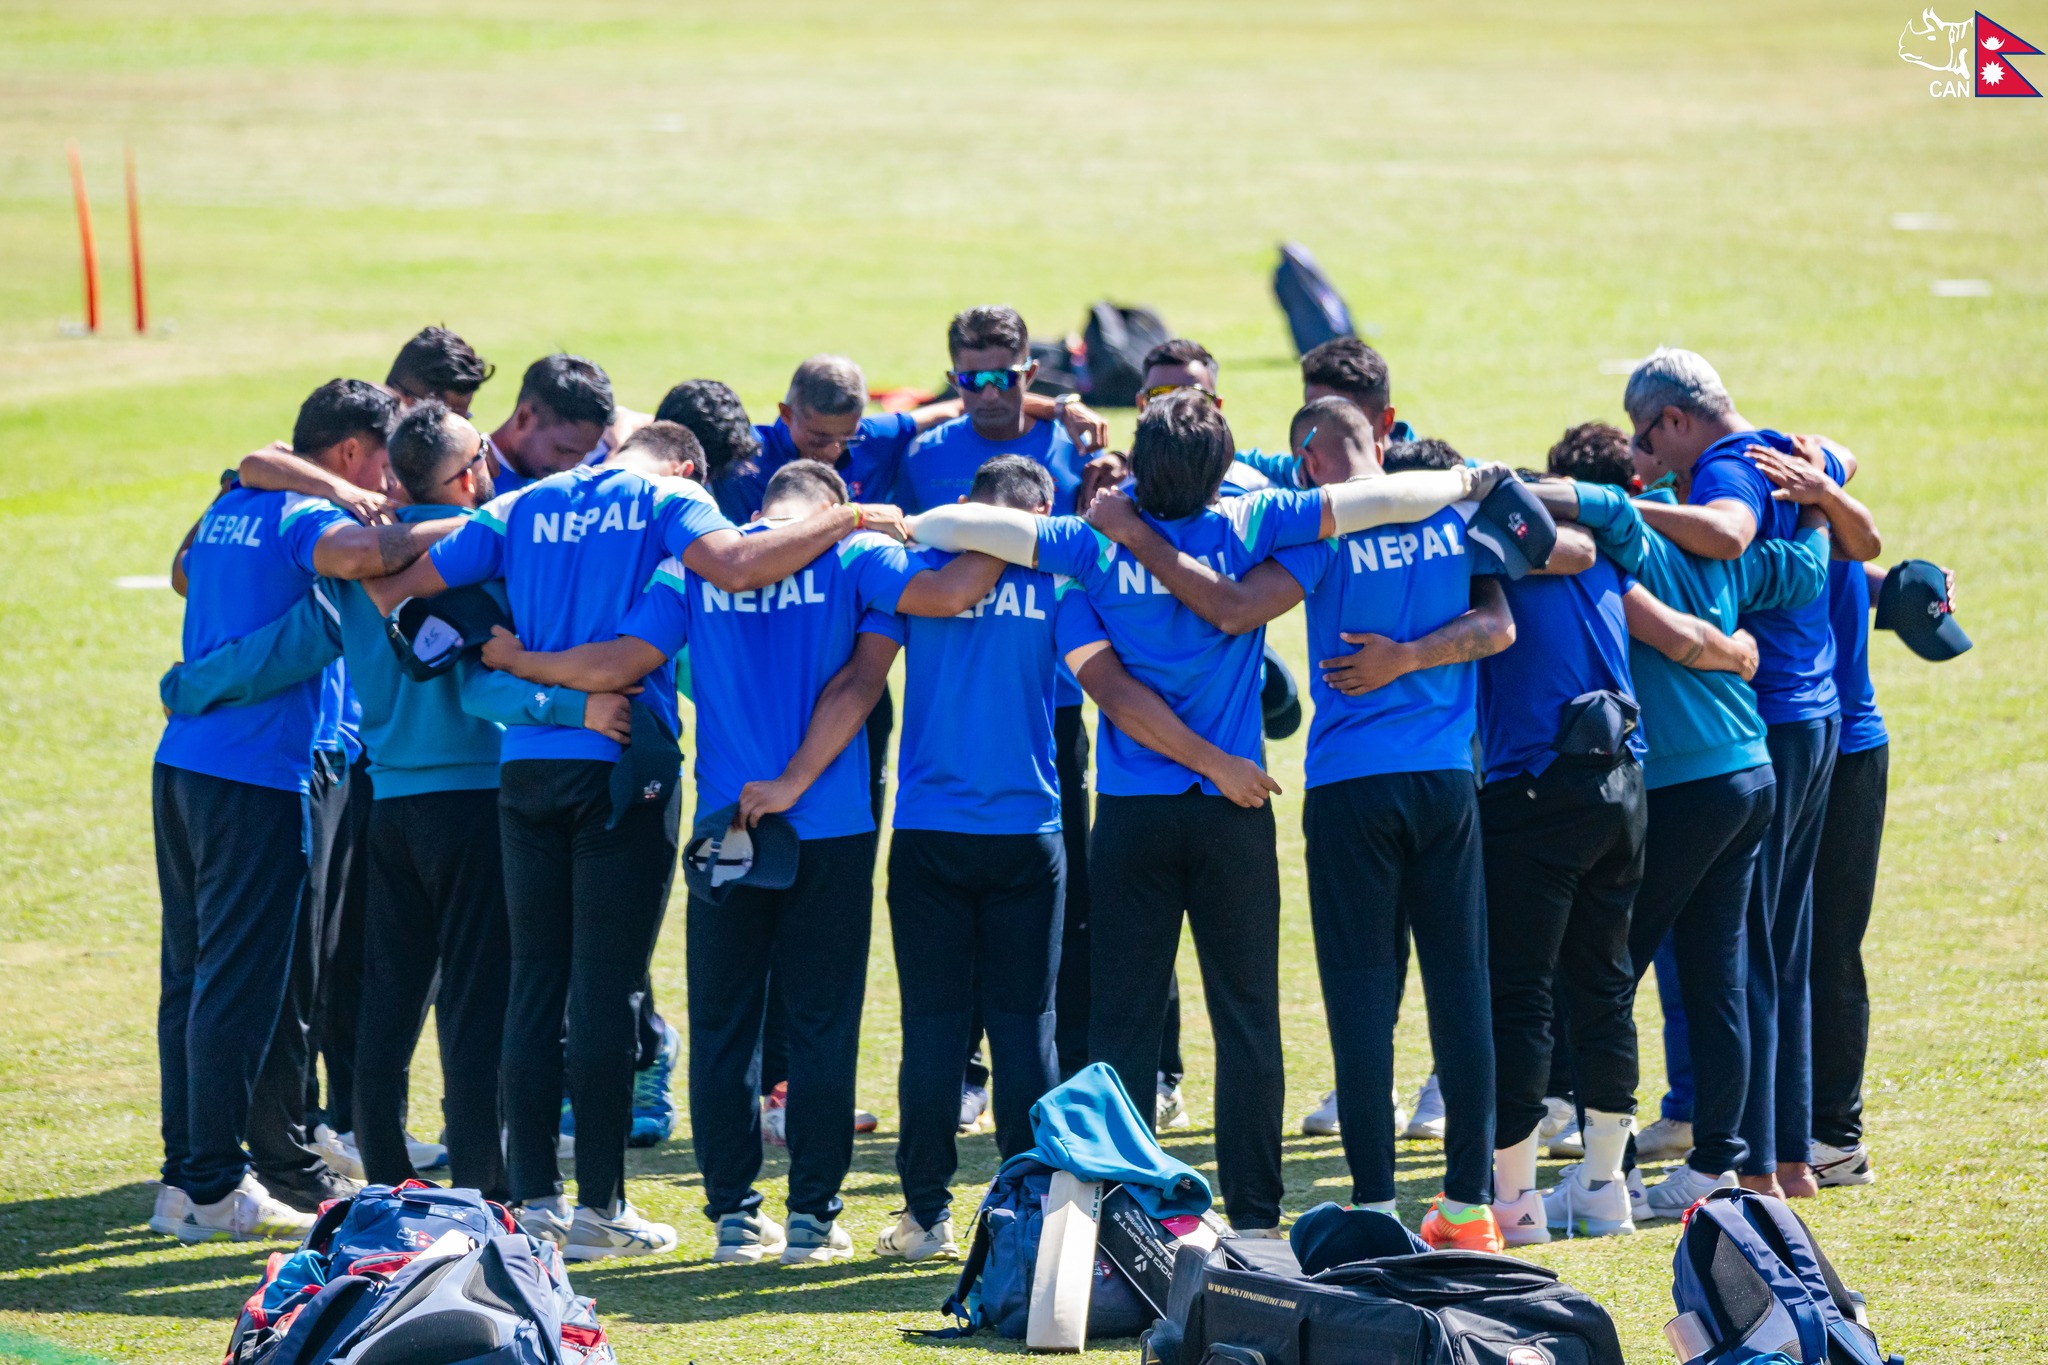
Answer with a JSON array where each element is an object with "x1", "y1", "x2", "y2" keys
[
  {"x1": 153, "y1": 763, "x2": 308, "y2": 1205},
  {"x1": 1811, "y1": 741, "x2": 1889, "y2": 1149},
  {"x1": 887, "y1": 828, "x2": 1064, "y2": 1225}
]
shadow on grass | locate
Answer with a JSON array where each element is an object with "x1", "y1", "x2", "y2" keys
[{"x1": 0, "y1": 1182, "x2": 271, "y2": 1325}]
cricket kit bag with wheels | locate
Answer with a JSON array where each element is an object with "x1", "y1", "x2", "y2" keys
[
  {"x1": 1271, "y1": 241, "x2": 1356, "y2": 357},
  {"x1": 1143, "y1": 1221, "x2": 1624, "y2": 1365},
  {"x1": 1664, "y1": 1187, "x2": 1900, "y2": 1365}
]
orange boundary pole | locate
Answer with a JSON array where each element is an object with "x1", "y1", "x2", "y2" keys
[
  {"x1": 125, "y1": 145, "x2": 146, "y2": 334},
  {"x1": 67, "y1": 142, "x2": 100, "y2": 333}
]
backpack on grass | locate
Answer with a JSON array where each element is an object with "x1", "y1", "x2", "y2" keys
[
  {"x1": 1272, "y1": 241, "x2": 1356, "y2": 357},
  {"x1": 1667, "y1": 1187, "x2": 1900, "y2": 1365}
]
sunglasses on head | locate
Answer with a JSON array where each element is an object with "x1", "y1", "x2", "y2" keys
[
  {"x1": 950, "y1": 366, "x2": 1031, "y2": 393},
  {"x1": 1138, "y1": 383, "x2": 1220, "y2": 407}
]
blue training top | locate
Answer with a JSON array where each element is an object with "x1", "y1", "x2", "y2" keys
[{"x1": 1829, "y1": 559, "x2": 1888, "y2": 755}]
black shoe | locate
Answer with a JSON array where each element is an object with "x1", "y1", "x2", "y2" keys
[{"x1": 256, "y1": 1161, "x2": 363, "y2": 1213}]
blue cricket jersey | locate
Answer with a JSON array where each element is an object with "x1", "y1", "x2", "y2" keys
[
  {"x1": 1275, "y1": 504, "x2": 1505, "y2": 789},
  {"x1": 157, "y1": 486, "x2": 355, "y2": 792},
  {"x1": 707, "y1": 413, "x2": 920, "y2": 524},
  {"x1": 1830, "y1": 559, "x2": 1888, "y2": 755},
  {"x1": 1688, "y1": 430, "x2": 1847, "y2": 725},
  {"x1": 877, "y1": 553, "x2": 1108, "y2": 835},
  {"x1": 893, "y1": 415, "x2": 1083, "y2": 516},
  {"x1": 429, "y1": 466, "x2": 735, "y2": 763},
  {"x1": 619, "y1": 526, "x2": 920, "y2": 838},
  {"x1": 1034, "y1": 489, "x2": 1327, "y2": 797},
  {"x1": 1477, "y1": 556, "x2": 1644, "y2": 785}
]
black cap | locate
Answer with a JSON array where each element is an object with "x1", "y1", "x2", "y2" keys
[
  {"x1": 386, "y1": 586, "x2": 510, "y2": 682},
  {"x1": 607, "y1": 697, "x2": 681, "y2": 830},
  {"x1": 683, "y1": 802, "x2": 799, "y2": 904},
  {"x1": 1464, "y1": 477, "x2": 1558, "y2": 580},
  {"x1": 1875, "y1": 559, "x2": 1971, "y2": 662},
  {"x1": 1289, "y1": 1201, "x2": 1427, "y2": 1275},
  {"x1": 1260, "y1": 643, "x2": 1302, "y2": 740}
]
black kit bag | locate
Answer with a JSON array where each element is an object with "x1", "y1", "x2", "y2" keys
[
  {"x1": 1272, "y1": 241, "x2": 1357, "y2": 357},
  {"x1": 1146, "y1": 1238, "x2": 1624, "y2": 1365},
  {"x1": 1080, "y1": 303, "x2": 1173, "y2": 407}
]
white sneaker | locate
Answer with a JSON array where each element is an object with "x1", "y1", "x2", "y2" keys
[
  {"x1": 565, "y1": 1200, "x2": 678, "y2": 1261},
  {"x1": 957, "y1": 1084, "x2": 990, "y2": 1135},
  {"x1": 761, "y1": 1088, "x2": 788, "y2": 1148},
  {"x1": 1811, "y1": 1141, "x2": 1876, "y2": 1188},
  {"x1": 1636, "y1": 1116, "x2": 1694, "y2": 1161},
  {"x1": 1538, "y1": 1096, "x2": 1575, "y2": 1142},
  {"x1": 176, "y1": 1173, "x2": 316, "y2": 1244},
  {"x1": 712, "y1": 1209, "x2": 787, "y2": 1263},
  {"x1": 781, "y1": 1212, "x2": 853, "y2": 1265},
  {"x1": 1402, "y1": 1075, "x2": 1445, "y2": 1141},
  {"x1": 1541, "y1": 1168, "x2": 1636, "y2": 1239},
  {"x1": 1644, "y1": 1164, "x2": 1737, "y2": 1220},
  {"x1": 516, "y1": 1195, "x2": 573, "y2": 1247},
  {"x1": 405, "y1": 1130, "x2": 449, "y2": 1171},
  {"x1": 874, "y1": 1210, "x2": 960, "y2": 1261},
  {"x1": 312, "y1": 1124, "x2": 366, "y2": 1181},
  {"x1": 1301, "y1": 1090, "x2": 1341, "y2": 1136},
  {"x1": 1547, "y1": 1120, "x2": 1585, "y2": 1159},
  {"x1": 148, "y1": 1185, "x2": 190, "y2": 1237},
  {"x1": 1493, "y1": 1188, "x2": 1550, "y2": 1247},
  {"x1": 1157, "y1": 1084, "x2": 1192, "y2": 1130}
]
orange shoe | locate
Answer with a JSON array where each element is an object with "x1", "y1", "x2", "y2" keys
[{"x1": 1418, "y1": 1196, "x2": 1503, "y2": 1253}]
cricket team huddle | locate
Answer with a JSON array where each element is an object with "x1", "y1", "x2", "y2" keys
[{"x1": 150, "y1": 305, "x2": 1950, "y2": 1267}]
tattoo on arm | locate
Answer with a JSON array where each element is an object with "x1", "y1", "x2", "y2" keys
[
  {"x1": 1412, "y1": 611, "x2": 1500, "y2": 669},
  {"x1": 1675, "y1": 618, "x2": 1706, "y2": 667},
  {"x1": 376, "y1": 524, "x2": 419, "y2": 574}
]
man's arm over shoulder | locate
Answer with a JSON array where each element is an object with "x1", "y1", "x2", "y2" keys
[{"x1": 160, "y1": 584, "x2": 344, "y2": 715}]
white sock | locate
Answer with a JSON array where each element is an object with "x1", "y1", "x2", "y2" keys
[
  {"x1": 1581, "y1": 1109, "x2": 1635, "y2": 1186},
  {"x1": 1494, "y1": 1130, "x2": 1541, "y2": 1202}
]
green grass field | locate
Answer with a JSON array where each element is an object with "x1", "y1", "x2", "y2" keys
[{"x1": 2, "y1": 2, "x2": 2044, "y2": 1360}]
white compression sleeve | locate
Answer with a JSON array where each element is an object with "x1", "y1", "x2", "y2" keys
[
  {"x1": 1323, "y1": 467, "x2": 1479, "y2": 536},
  {"x1": 904, "y1": 504, "x2": 1041, "y2": 566}
]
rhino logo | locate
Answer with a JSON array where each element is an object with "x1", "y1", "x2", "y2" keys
[{"x1": 1900, "y1": 8, "x2": 1971, "y2": 76}]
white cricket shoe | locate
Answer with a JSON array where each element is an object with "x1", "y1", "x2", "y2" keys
[
  {"x1": 1301, "y1": 1090, "x2": 1341, "y2": 1136},
  {"x1": 1547, "y1": 1120, "x2": 1585, "y2": 1159},
  {"x1": 405, "y1": 1131, "x2": 449, "y2": 1171},
  {"x1": 176, "y1": 1173, "x2": 316, "y2": 1243},
  {"x1": 781, "y1": 1212, "x2": 853, "y2": 1265},
  {"x1": 516, "y1": 1194, "x2": 573, "y2": 1247},
  {"x1": 565, "y1": 1200, "x2": 677, "y2": 1261},
  {"x1": 874, "y1": 1210, "x2": 960, "y2": 1261},
  {"x1": 1636, "y1": 1116, "x2": 1694, "y2": 1161},
  {"x1": 1811, "y1": 1141, "x2": 1876, "y2": 1188},
  {"x1": 1493, "y1": 1188, "x2": 1550, "y2": 1247},
  {"x1": 958, "y1": 1084, "x2": 990, "y2": 1135},
  {"x1": 311, "y1": 1124, "x2": 366, "y2": 1181},
  {"x1": 1403, "y1": 1074, "x2": 1446, "y2": 1141},
  {"x1": 1542, "y1": 1168, "x2": 1636, "y2": 1239},
  {"x1": 1550, "y1": 1161, "x2": 1648, "y2": 1226},
  {"x1": 712, "y1": 1209, "x2": 786, "y2": 1263},
  {"x1": 1643, "y1": 1164, "x2": 1737, "y2": 1220},
  {"x1": 1157, "y1": 1083, "x2": 1191, "y2": 1130},
  {"x1": 148, "y1": 1185, "x2": 190, "y2": 1237}
]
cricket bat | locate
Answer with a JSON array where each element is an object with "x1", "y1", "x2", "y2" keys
[{"x1": 1027, "y1": 1171, "x2": 1104, "y2": 1351}]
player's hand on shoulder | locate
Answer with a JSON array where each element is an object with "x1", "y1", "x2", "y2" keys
[
  {"x1": 1731, "y1": 628, "x2": 1760, "y2": 682},
  {"x1": 1080, "y1": 450, "x2": 1129, "y2": 509},
  {"x1": 1745, "y1": 446, "x2": 1831, "y2": 504},
  {"x1": 582, "y1": 692, "x2": 633, "y2": 745},
  {"x1": 1058, "y1": 399, "x2": 1110, "y2": 457},
  {"x1": 1085, "y1": 486, "x2": 1144, "y2": 543},
  {"x1": 1208, "y1": 755, "x2": 1282, "y2": 809},
  {"x1": 334, "y1": 484, "x2": 398, "y2": 525},
  {"x1": 481, "y1": 624, "x2": 528, "y2": 672},
  {"x1": 1466, "y1": 461, "x2": 1513, "y2": 500},
  {"x1": 855, "y1": 503, "x2": 910, "y2": 542}
]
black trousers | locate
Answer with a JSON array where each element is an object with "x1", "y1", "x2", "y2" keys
[
  {"x1": 1090, "y1": 791, "x2": 1284, "y2": 1228},
  {"x1": 689, "y1": 832, "x2": 875, "y2": 1221},
  {"x1": 314, "y1": 754, "x2": 372, "y2": 1131},
  {"x1": 499, "y1": 759, "x2": 679, "y2": 1210},
  {"x1": 1482, "y1": 760, "x2": 1646, "y2": 1148},
  {"x1": 354, "y1": 789, "x2": 510, "y2": 1199},
  {"x1": 1051, "y1": 705, "x2": 1095, "y2": 1078},
  {"x1": 1811, "y1": 742, "x2": 1888, "y2": 1149},
  {"x1": 154, "y1": 764, "x2": 309, "y2": 1205},
  {"x1": 1742, "y1": 718, "x2": 1838, "y2": 1175},
  {"x1": 247, "y1": 748, "x2": 353, "y2": 1191},
  {"x1": 1625, "y1": 769, "x2": 1776, "y2": 1177},
  {"x1": 865, "y1": 684, "x2": 894, "y2": 827},
  {"x1": 888, "y1": 829, "x2": 1064, "y2": 1223},
  {"x1": 1304, "y1": 771, "x2": 1494, "y2": 1206}
]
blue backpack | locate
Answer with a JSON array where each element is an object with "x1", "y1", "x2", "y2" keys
[
  {"x1": 933, "y1": 1159, "x2": 1151, "y2": 1341},
  {"x1": 1669, "y1": 1188, "x2": 1900, "y2": 1365},
  {"x1": 314, "y1": 1182, "x2": 516, "y2": 1276},
  {"x1": 1272, "y1": 241, "x2": 1356, "y2": 357}
]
